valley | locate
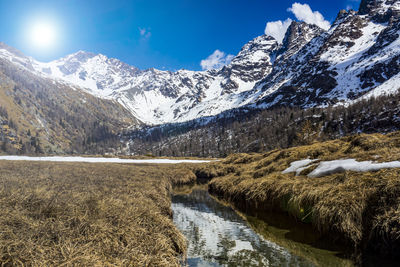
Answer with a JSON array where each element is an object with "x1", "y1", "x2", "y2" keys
[{"x1": 0, "y1": 0, "x2": 399, "y2": 266}]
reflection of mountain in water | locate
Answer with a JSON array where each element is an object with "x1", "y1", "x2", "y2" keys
[{"x1": 172, "y1": 188, "x2": 315, "y2": 267}]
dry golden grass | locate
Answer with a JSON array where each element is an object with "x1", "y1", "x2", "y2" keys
[
  {"x1": 204, "y1": 132, "x2": 400, "y2": 260},
  {"x1": 0, "y1": 161, "x2": 192, "y2": 266}
]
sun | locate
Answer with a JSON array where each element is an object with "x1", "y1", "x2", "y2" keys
[{"x1": 30, "y1": 21, "x2": 57, "y2": 49}]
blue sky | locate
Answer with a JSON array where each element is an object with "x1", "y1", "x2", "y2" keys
[{"x1": 0, "y1": 0, "x2": 361, "y2": 71}]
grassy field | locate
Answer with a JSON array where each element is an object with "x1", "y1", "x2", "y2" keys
[
  {"x1": 199, "y1": 132, "x2": 400, "y2": 264},
  {"x1": 0, "y1": 161, "x2": 197, "y2": 266}
]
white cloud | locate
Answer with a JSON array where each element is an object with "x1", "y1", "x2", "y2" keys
[
  {"x1": 264, "y1": 18, "x2": 293, "y2": 44},
  {"x1": 200, "y1": 50, "x2": 234, "y2": 70},
  {"x1": 138, "y1": 27, "x2": 151, "y2": 40},
  {"x1": 288, "y1": 3, "x2": 331, "y2": 30}
]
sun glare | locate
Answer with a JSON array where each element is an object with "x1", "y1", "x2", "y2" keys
[{"x1": 29, "y1": 21, "x2": 57, "y2": 49}]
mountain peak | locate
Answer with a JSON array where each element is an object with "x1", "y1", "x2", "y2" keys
[
  {"x1": 229, "y1": 34, "x2": 278, "y2": 68},
  {"x1": 237, "y1": 34, "x2": 277, "y2": 55},
  {"x1": 63, "y1": 50, "x2": 97, "y2": 63},
  {"x1": 282, "y1": 21, "x2": 316, "y2": 48},
  {"x1": 226, "y1": 34, "x2": 278, "y2": 81},
  {"x1": 278, "y1": 21, "x2": 325, "y2": 61}
]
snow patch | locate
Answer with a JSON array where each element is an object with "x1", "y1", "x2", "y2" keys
[
  {"x1": 228, "y1": 240, "x2": 254, "y2": 257},
  {"x1": 284, "y1": 158, "x2": 400, "y2": 178},
  {"x1": 282, "y1": 159, "x2": 319, "y2": 175},
  {"x1": 0, "y1": 156, "x2": 211, "y2": 164},
  {"x1": 308, "y1": 159, "x2": 400, "y2": 178}
]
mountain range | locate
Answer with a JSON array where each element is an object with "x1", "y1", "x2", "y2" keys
[{"x1": 0, "y1": 0, "x2": 399, "y2": 154}]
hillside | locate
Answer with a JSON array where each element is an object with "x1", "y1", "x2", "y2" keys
[{"x1": 0, "y1": 46, "x2": 138, "y2": 154}]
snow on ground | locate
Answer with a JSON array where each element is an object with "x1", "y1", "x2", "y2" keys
[
  {"x1": 283, "y1": 158, "x2": 400, "y2": 178},
  {"x1": 282, "y1": 159, "x2": 319, "y2": 175},
  {"x1": 228, "y1": 240, "x2": 254, "y2": 257},
  {"x1": 0, "y1": 156, "x2": 211, "y2": 164},
  {"x1": 308, "y1": 159, "x2": 400, "y2": 178}
]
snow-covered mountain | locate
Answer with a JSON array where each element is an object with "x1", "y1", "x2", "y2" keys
[
  {"x1": 0, "y1": 0, "x2": 399, "y2": 126},
  {"x1": 253, "y1": 0, "x2": 400, "y2": 108},
  {"x1": 0, "y1": 37, "x2": 280, "y2": 124},
  {"x1": 27, "y1": 34, "x2": 282, "y2": 125}
]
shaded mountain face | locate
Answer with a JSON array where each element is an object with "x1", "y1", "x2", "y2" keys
[{"x1": 0, "y1": 0, "x2": 399, "y2": 128}]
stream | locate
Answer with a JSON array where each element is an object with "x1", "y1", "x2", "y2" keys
[{"x1": 172, "y1": 185, "x2": 353, "y2": 267}]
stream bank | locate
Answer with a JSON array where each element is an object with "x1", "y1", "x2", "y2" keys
[
  {"x1": 172, "y1": 184, "x2": 353, "y2": 267},
  {"x1": 186, "y1": 132, "x2": 400, "y2": 266}
]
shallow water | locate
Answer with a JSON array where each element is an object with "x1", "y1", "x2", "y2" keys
[{"x1": 172, "y1": 186, "x2": 332, "y2": 267}]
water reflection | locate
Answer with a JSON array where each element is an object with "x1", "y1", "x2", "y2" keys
[{"x1": 172, "y1": 187, "x2": 315, "y2": 267}]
